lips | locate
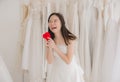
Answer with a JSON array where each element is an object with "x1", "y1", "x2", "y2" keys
[{"x1": 51, "y1": 27, "x2": 57, "y2": 30}]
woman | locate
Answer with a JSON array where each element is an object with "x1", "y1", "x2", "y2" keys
[{"x1": 45, "y1": 12, "x2": 84, "y2": 82}]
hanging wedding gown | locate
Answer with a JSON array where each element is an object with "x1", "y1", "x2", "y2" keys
[
  {"x1": 91, "y1": 0, "x2": 105, "y2": 82},
  {"x1": 78, "y1": 0, "x2": 92, "y2": 82},
  {"x1": 47, "y1": 45, "x2": 84, "y2": 82},
  {"x1": 28, "y1": 0, "x2": 44, "y2": 82},
  {"x1": 21, "y1": 0, "x2": 44, "y2": 82},
  {"x1": 101, "y1": 0, "x2": 120, "y2": 82}
]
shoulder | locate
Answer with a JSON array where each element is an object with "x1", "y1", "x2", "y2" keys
[
  {"x1": 67, "y1": 40, "x2": 76, "y2": 52},
  {"x1": 68, "y1": 40, "x2": 76, "y2": 46}
]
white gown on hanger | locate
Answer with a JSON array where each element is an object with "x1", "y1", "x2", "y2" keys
[
  {"x1": 101, "y1": 0, "x2": 120, "y2": 82},
  {"x1": 47, "y1": 45, "x2": 84, "y2": 82}
]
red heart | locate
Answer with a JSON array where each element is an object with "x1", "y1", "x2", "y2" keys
[{"x1": 42, "y1": 32, "x2": 51, "y2": 40}]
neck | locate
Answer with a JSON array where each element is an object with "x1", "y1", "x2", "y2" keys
[
  {"x1": 54, "y1": 32, "x2": 65, "y2": 45},
  {"x1": 54, "y1": 31, "x2": 62, "y2": 39}
]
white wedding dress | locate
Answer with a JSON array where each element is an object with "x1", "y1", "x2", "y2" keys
[{"x1": 46, "y1": 45, "x2": 84, "y2": 82}]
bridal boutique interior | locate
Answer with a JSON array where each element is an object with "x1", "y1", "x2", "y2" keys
[{"x1": 0, "y1": 0, "x2": 120, "y2": 82}]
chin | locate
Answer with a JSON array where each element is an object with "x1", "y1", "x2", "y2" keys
[{"x1": 52, "y1": 30, "x2": 59, "y2": 34}]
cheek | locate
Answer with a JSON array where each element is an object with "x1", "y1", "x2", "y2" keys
[
  {"x1": 57, "y1": 23, "x2": 61, "y2": 29},
  {"x1": 48, "y1": 24, "x2": 51, "y2": 28},
  {"x1": 48, "y1": 23, "x2": 50, "y2": 26}
]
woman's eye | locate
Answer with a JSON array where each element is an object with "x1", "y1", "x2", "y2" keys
[
  {"x1": 54, "y1": 19, "x2": 57, "y2": 22},
  {"x1": 49, "y1": 20, "x2": 52, "y2": 23}
]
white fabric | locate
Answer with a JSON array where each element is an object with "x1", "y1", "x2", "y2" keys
[
  {"x1": 91, "y1": 10, "x2": 104, "y2": 82},
  {"x1": 28, "y1": 2, "x2": 43, "y2": 81},
  {"x1": 78, "y1": 1, "x2": 92, "y2": 81},
  {"x1": 111, "y1": 26, "x2": 120, "y2": 82},
  {"x1": 46, "y1": 45, "x2": 84, "y2": 82},
  {"x1": 101, "y1": 20, "x2": 118, "y2": 82},
  {"x1": 0, "y1": 55, "x2": 13, "y2": 82},
  {"x1": 22, "y1": 13, "x2": 32, "y2": 70},
  {"x1": 101, "y1": 1, "x2": 120, "y2": 82},
  {"x1": 21, "y1": 0, "x2": 43, "y2": 82},
  {"x1": 111, "y1": 0, "x2": 120, "y2": 22}
]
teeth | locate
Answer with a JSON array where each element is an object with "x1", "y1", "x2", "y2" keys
[{"x1": 52, "y1": 27, "x2": 56, "y2": 29}]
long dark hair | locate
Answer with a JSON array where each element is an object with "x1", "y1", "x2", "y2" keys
[{"x1": 48, "y1": 12, "x2": 77, "y2": 45}]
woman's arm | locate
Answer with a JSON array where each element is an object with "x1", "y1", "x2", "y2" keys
[
  {"x1": 45, "y1": 41, "x2": 54, "y2": 64},
  {"x1": 54, "y1": 40, "x2": 75, "y2": 64}
]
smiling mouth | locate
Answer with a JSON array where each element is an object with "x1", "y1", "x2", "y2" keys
[{"x1": 51, "y1": 27, "x2": 57, "y2": 30}]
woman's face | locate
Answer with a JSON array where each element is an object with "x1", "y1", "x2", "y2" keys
[{"x1": 48, "y1": 15, "x2": 61, "y2": 33}]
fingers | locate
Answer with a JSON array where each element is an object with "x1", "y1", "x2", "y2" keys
[
  {"x1": 45, "y1": 40, "x2": 52, "y2": 47},
  {"x1": 47, "y1": 38, "x2": 53, "y2": 43},
  {"x1": 48, "y1": 37, "x2": 51, "y2": 40},
  {"x1": 46, "y1": 42, "x2": 49, "y2": 47},
  {"x1": 44, "y1": 38, "x2": 55, "y2": 48}
]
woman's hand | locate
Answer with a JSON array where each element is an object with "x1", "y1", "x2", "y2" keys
[{"x1": 46, "y1": 38, "x2": 56, "y2": 49}]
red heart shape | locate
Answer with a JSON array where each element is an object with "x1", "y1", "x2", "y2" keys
[{"x1": 42, "y1": 32, "x2": 51, "y2": 40}]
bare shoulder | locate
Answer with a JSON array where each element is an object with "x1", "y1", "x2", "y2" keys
[
  {"x1": 67, "y1": 40, "x2": 76, "y2": 53},
  {"x1": 68, "y1": 40, "x2": 76, "y2": 47}
]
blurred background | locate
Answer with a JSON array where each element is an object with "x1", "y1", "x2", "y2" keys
[{"x1": 0, "y1": 0, "x2": 120, "y2": 82}]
